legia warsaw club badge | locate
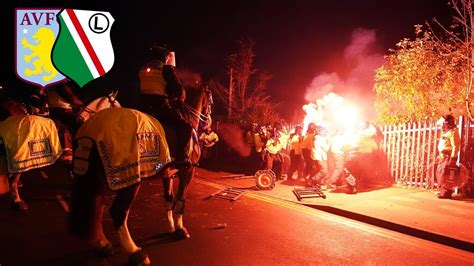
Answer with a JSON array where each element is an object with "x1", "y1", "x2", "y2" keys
[
  {"x1": 52, "y1": 9, "x2": 115, "y2": 87},
  {"x1": 16, "y1": 8, "x2": 66, "y2": 87}
]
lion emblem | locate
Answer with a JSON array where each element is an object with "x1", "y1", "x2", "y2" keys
[{"x1": 21, "y1": 27, "x2": 59, "y2": 82}]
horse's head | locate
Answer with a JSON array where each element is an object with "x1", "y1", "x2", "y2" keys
[
  {"x1": 105, "y1": 90, "x2": 121, "y2": 109},
  {"x1": 78, "y1": 90, "x2": 121, "y2": 123},
  {"x1": 183, "y1": 86, "x2": 213, "y2": 130}
]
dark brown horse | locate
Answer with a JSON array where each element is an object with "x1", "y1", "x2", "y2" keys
[
  {"x1": 162, "y1": 86, "x2": 212, "y2": 236},
  {"x1": 69, "y1": 86, "x2": 212, "y2": 265}
]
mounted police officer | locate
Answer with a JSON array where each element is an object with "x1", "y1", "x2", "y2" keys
[{"x1": 138, "y1": 43, "x2": 192, "y2": 166}]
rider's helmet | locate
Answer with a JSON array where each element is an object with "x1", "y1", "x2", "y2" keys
[
  {"x1": 149, "y1": 43, "x2": 168, "y2": 62},
  {"x1": 149, "y1": 43, "x2": 175, "y2": 66}
]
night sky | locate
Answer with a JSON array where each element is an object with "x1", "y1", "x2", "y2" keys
[{"x1": 1, "y1": 0, "x2": 451, "y2": 117}]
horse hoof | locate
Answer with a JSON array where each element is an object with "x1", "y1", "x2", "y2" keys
[
  {"x1": 93, "y1": 242, "x2": 114, "y2": 257},
  {"x1": 10, "y1": 200, "x2": 28, "y2": 211},
  {"x1": 128, "y1": 249, "x2": 150, "y2": 266},
  {"x1": 173, "y1": 227, "x2": 191, "y2": 240}
]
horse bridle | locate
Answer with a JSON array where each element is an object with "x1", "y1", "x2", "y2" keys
[
  {"x1": 80, "y1": 94, "x2": 118, "y2": 119},
  {"x1": 107, "y1": 94, "x2": 118, "y2": 108},
  {"x1": 182, "y1": 88, "x2": 213, "y2": 126}
]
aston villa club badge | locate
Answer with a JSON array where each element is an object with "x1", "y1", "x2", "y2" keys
[
  {"x1": 15, "y1": 8, "x2": 66, "y2": 88},
  {"x1": 52, "y1": 9, "x2": 115, "y2": 87}
]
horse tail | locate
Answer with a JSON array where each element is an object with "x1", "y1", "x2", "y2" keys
[{"x1": 69, "y1": 145, "x2": 104, "y2": 239}]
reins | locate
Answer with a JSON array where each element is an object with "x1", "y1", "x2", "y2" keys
[{"x1": 182, "y1": 102, "x2": 210, "y2": 124}]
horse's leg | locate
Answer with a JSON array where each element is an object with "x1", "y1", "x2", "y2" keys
[
  {"x1": 70, "y1": 145, "x2": 112, "y2": 256},
  {"x1": 109, "y1": 183, "x2": 150, "y2": 265},
  {"x1": 162, "y1": 177, "x2": 175, "y2": 232},
  {"x1": 90, "y1": 194, "x2": 113, "y2": 256},
  {"x1": 9, "y1": 173, "x2": 28, "y2": 210},
  {"x1": 173, "y1": 167, "x2": 194, "y2": 239}
]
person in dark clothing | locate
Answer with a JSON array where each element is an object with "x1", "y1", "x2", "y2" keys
[{"x1": 138, "y1": 44, "x2": 192, "y2": 165}]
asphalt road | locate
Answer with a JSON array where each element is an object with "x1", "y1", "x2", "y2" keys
[{"x1": 0, "y1": 165, "x2": 472, "y2": 266}]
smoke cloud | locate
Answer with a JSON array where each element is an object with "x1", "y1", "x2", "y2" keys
[
  {"x1": 304, "y1": 28, "x2": 384, "y2": 119},
  {"x1": 217, "y1": 123, "x2": 251, "y2": 157}
]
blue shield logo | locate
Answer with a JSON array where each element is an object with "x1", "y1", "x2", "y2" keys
[{"x1": 16, "y1": 8, "x2": 66, "y2": 88}]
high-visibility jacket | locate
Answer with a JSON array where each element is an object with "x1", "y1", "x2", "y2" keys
[
  {"x1": 265, "y1": 138, "x2": 282, "y2": 155},
  {"x1": 139, "y1": 60, "x2": 167, "y2": 96},
  {"x1": 438, "y1": 128, "x2": 460, "y2": 158},
  {"x1": 289, "y1": 134, "x2": 303, "y2": 155},
  {"x1": 278, "y1": 130, "x2": 290, "y2": 150},
  {"x1": 138, "y1": 60, "x2": 185, "y2": 100},
  {"x1": 200, "y1": 131, "x2": 219, "y2": 148},
  {"x1": 301, "y1": 133, "x2": 315, "y2": 150}
]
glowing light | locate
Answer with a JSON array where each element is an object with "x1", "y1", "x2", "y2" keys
[
  {"x1": 146, "y1": 68, "x2": 151, "y2": 72},
  {"x1": 302, "y1": 92, "x2": 368, "y2": 150}
]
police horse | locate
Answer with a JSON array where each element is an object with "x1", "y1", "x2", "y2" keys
[
  {"x1": 0, "y1": 92, "x2": 120, "y2": 210},
  {"x1": 69, "y1": 86, "x2": 212, "y2": 266}
]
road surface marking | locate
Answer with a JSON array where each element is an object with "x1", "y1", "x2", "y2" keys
[
  {"x1": 56, "y1": 194, "x2": 70, "y2": 213},
  {"x1": 195, "y1": 178, "x2": 474, "y2": 262}
]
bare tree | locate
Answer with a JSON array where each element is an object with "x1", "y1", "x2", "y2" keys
[{"x1": 210, "y1": 38, "x2": 279, "y2": 124}]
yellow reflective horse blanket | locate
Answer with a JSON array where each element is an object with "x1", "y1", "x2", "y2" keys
[
  {"x1": 0, "y1": 115, "x2": 62, "y2": 173},
  {"x1": 73, "y1": 108, "x2": 170, "y2": 191}
]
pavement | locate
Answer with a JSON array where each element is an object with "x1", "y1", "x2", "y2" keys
[{"x1": 194, "y1": 167, "x2": 474, "y2": 252}]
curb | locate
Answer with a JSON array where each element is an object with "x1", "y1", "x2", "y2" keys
[
  {"x1": 303, "y1": 204, "x2": 474, "y2": 253},
  {"x1": 253, "y1": 188, "x2": 474, "y2": 253}
]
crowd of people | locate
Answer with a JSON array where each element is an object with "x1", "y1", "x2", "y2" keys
[{"x1": 242, "y1": 120, "x2": 385, "y2": 194}]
